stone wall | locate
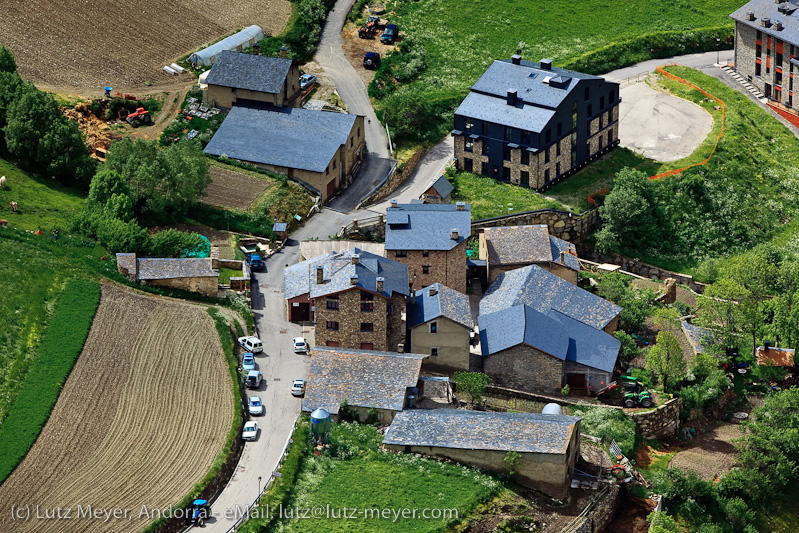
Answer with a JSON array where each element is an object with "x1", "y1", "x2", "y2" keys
[
  {"x1": 146, "y1": 276, "x2": 219, "y2": 297},
  {"x1": 472, "y1": 208, "x2": 599, "y2": 244},
  {"x1": 315, "y1": 287, "x2": 403, "y2": 351},
  {"x1": 573, "y1": 484, "x2": 621, "y2": 533},
  {"x1": 629, "y1": 398, "x2": 682, "y2": 440},
  {"x1": 484, "y1": 345, "x2": 564, "y2": 395}
]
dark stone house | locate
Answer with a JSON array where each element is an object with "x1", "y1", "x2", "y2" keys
[{"x1": 452, "y1": 56, "x2": 620, "y2": 191}]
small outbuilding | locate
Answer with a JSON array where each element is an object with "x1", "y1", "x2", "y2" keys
[
  {"x1": 421, "y1": 175, "x2": 454, "y2": 204},
  {"x1": 756, "y1": 345, "x2": 795, "y2": 368},
  {"x1": 189, "y1": 26, "x2": 266, "y2": 68},
  {"x1": 383, "y1": 409, "x2": 581, "y2": 499},
  {"x1": 203, "y1": 50, "x2": 301, "y2": 109},
  {"x1": 116, "y1": 248, "x2": 220, "y2": 297}
]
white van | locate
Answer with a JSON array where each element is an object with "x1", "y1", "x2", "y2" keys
[{"x1": 238, "y1": 336, "x2": 263, "y2": 354}]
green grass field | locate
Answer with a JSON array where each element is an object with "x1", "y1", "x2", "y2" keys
[{"x1": 450, "y1": 170, "x2": 568, "y2": 219}]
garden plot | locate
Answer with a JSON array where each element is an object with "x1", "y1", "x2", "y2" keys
[
  {"x1": 204, "y1": 166, "x2": 273, "y2": 210},
  {"x1": 0, "y1": 284, "x2": 234, "y2": 533},
  {"x1": 669, "y1": 423, "x2": 742, "y2": 481}
]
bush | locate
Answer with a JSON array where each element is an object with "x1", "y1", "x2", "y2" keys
[{"x1": 574, "y1": 407, "x2": 636, "y2": 456}]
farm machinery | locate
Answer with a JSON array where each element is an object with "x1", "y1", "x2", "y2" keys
[
  {"x1": 594, "y1": 375, "x2": 653, "y2": 408},
  {"x1": 188, "y1": 499, "x2": 211, "y2": 526},
  {"x1": 358, "y1": 16, "x2": 385, "y2": 38},
  {"x1": 125, "y1": 107, "x2": 151, "y2": 126}
]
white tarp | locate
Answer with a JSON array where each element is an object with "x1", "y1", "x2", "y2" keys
[{"x1": 189, "y1": 25, "x2": 265, "y2": 68}]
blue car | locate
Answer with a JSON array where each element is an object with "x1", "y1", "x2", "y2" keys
[
  {"x1": 242, "y1": 353, "x2": 256, "y2": 372},
  {"x1": 381, "y1": 24, "x2": 397, "y2": 44}
]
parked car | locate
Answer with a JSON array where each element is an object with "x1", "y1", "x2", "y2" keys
[
  {"x1": 291, "y1": 379, "x2": 306, "y2": 397},
  {"x1": 242, "y1": 353, "x2": 256, "y2": 372},
  {"x1": 238, "y1": 336, "x2": 263, "y2": 354},
  {"x1": 246, "y1": 253, "x2": 263, "y2": 271},
  {"x1": 245, "y1": 370, "x2": 263, "y2": 389},
  {"x1": 380, "y1": 24, "x2": 398, "y2": 44},
  {"x1": 300, "y1": 74, "x2": 317, "y2": 90},
  {"x1": 242, "y1": 421, "x2": 259, "y2": 441},
  {"x1": 363, "y1": 52, "x2": 381, "y2": 70},
  {"x1": 248, "y1": 396, "x2": 264, "y2": 416},
  {"x1": 293, "y1": 337, "x2": 308, "y2": 353}
]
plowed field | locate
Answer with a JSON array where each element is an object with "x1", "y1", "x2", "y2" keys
[
  {"x1": 204, "y1": 166, "x2": 272, "y2": 210},
  {"x1": 0, "y1": 284, "x2": 234, "y2": 532},
  {"x1": 0, "y1": 0, "x2": 291, "y2": 89}
]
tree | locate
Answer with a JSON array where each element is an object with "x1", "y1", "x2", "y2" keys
[
  {"x1": 88, "y1": 168, "x2": 130, "y2": 206},
  {"x1": 0, "y1": 45, "x2": 17, "y2": 74},
  {"x1": 382, "y1": 87, "x2": 431, "y2": 142},
  {"x1": 149, "y1": 229, "x2": 203, "y2": 258},
  {"x1": 596, "y1": 168, "x2": 659, "y2": 253},
  {"x1": 695, "y1": 278, "x2": 749, "y2": 355},
  {"x1": 95, "y1": 216, "x2": 149, "y2": 254},
  {"x1": 646, "y1": 331, "x2": 686, "y2": 391},
  {"x1": 453, "y1": 372, "x2": 490, "y2": 404}
]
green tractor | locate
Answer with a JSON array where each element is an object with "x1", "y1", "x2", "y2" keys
[{"x1": 619, "y1": 375, "x2": 654, "y2": 408}]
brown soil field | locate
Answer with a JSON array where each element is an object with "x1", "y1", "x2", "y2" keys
[
  {"x1": 0, "y1": 284, "x2": 234, "y2": 532},
  {"x1": 669, "y1": 423, "x2": 742, "y2": 481},
  {"x1": 0, "y1": 0, "x2": 291, "y2": 90},
  {"x1": 204, "y1": 166, "x2": 273, "y2": 210}
]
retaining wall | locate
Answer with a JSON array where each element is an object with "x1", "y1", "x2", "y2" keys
[
  {"x1": 629, "y1": 398, "x2": 682, "y2": 440},
  {"x1": 573, "y1": 484, "x2": 621, "y2": 533},
  {"x1": 471, "y1": 208, "x2": 599, "y2": 244}
]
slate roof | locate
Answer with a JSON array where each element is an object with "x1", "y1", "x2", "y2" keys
[
  {"x1": 284, "y1": 248, "x2": 409, "y2": 300},
  {"x1": 455, "y1": 91, "x2": 556, "y2": 133},
  {"x1": 756, "y1": 346, "x2": 796, "y2": 367},
  {"x1": 135, "y1": 257, "x2": 217, "y2": 280},
  {"x1": 302, "y1": 347, "x2": 426, "y2": 414},
  {"x1": 407, "y1": 283, "x2": 474, "y2": 329},
  {"x1": 204, "y1": 105, "x2": 357, "y2": 173},
  {"x1": 479, "y1": 306, "x2": 620, "y2": 373},
  {"x1": 116, "y1": 253, "x2": 136, "y2": 274},
  {"x1": 681, "y1": 321, "x2": 717, "y2": 356},
  {"x1": 479, "y1": 265, "x2": 620, "y2": 330},
  {"x1": 273, "y1": 222, "x2": 288, "y2": 233},
  {"x1": 383, "y1": 409, "x2": 581, "y2": 455},
  {"x1": 731, "y1": 0, "x2": 799, "y2": 47},
  {"x1": 427, "y1": 175, "x2": 454, "y2": 198},
  {"x1": 384, "y1": 203, "x2": 472, "y2": 251},
  {"x1": 483, "y1": 226, "x2": 579, "y2": 272},
  {"x1": 205, "y1": 51, "x2": 293, "y2": 94}
]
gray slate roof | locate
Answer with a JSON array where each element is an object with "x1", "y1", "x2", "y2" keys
[
  {"x1": 479, "y1": 306, "x2": 620, "y2": 373},
  {"x1": 681, "y1": 321, "x2": 719, "y2": 357},
  {"x1": 273, "y1": 222, "x2": 288, "y2": 233},
  {"x1": 731, "y1": 0, "x2": 799, "y2": 46},
  {"x1": 383, "y1": 409, "x2": 581, "y2": 455},
  {"x1": 384, "y1": 203, "x2": 472, "y2": 251},
  {"x1": 302, "y1": 347, "x2": 426, "y2": 414},
  {"x1": 135, "y1": 257, "x2": 217, "y2": 280},
  {"x1": 205, "y1": 51, "x2": 292, "y2": 94},
  {"x1": 407, "y1": 283, "x2": 473, "y2": 329},
  {"x1": 204, "y1": 105, "x2": 357, "y2": 173},
  {"x1": 284, "y1": 248, "x2": 409, "y2": 300},
  {"x1": 427, "y1": 175, "x2": 454, "y2": 198},
  {"x1": 480, "y1": 265, "x2": 620, "y2": 330},
  {"x1": 455, "y1": 91, "x2": 555, "y2": 133},
  {"x1": 484, "y1": 225, "x2": 579, "y2": 271}
]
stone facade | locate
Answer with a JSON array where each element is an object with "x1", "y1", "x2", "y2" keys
[
  {"x1": 563, "y1": 360, "x2": 613, "y2": 393},
  {"x1": 487, "y1": 261, "x2": 578, "y2": 285},
  {"x1": 409, "y1": 317, "x2": 471, "y2": 372},
  {"x1": 573, "y1": 484, "x2": 621, "y2": 533},
  {"x1": 314, "y1": 288, "x2": 405, "y2": 352},
  {"x1": 629, "y1": 397, "x2": 682, "y2": 440},
  {"x1": 204, "y1": 62, "x2": 302, "y2": 109},
  {"x1": 734, "y1": 21, "x2": 796, "y2": 108},
  {"x1": 483, "y1": 344, "x2": 564, "y2": 395},
  {"x1": 145, "y1": 276, "x2": 219, "y2": 297},
  {"x1": 472, "y1": 208, "x2": 600, "y2": 245},
  {"x1": 391, "y1": 240, "x2": 467, "y2": 294}
]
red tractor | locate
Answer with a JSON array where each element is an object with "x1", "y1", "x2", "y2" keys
[{"x1": 125, "y1": 107, "x2": 151, "y2": 126}]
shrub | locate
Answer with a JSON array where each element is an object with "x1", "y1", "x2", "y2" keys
[
  {"x1": 453, "y1": 371, "x2": 491, "y2": 404},
  {"x1": 574, "y1": 407, "x2": 636, "y2": 456}
]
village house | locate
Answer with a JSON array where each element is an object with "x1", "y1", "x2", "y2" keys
[
  {"x1": 302, "y1": 346, "x2": 426, "y2": 423},
  {"x1": 284, "y1": 248, "x2": 408, "y2": 351},
  {"x1": 204, "y1": 105, "x2": 365, "y2": 203},
  {"x1": 383, "y1": 409, "x2": 581, "y2": 499},
  {"x1": 420, "y1": 175, "x2": 454, "y2": 204},
  {"x1": 384, "y1": 201, "x2": 471, "y2": 293},
  {"x1": 452, "y1": 56, "x2": 620, "y2": 190},
  {"x1": 406, "y1": 283, "x2": 473, "y2": 371},
  {"x1": 479, "y1": 225, "x2": 580, "y2": 284},
  {"x1": 731, "y1": 0, "x2": 799, "y2": 109},
  {"x1": 203, "y1": 50, "x2": 301, "y2": 109},
  {"x1": 116, "y1": 248, "x2": 220, "y2": 297}
]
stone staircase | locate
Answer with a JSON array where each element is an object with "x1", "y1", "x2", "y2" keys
[{"x1": 721, "y1": 65, "x2": 769, "y2": 103}]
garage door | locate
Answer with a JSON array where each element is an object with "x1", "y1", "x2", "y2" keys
[{"x1": 326, "y1": 178, "x2": 336, "y2": 198}]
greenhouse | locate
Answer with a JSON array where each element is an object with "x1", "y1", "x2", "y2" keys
[{"x1": 189, "y1": 25, "x2": 265, "y2": 68}]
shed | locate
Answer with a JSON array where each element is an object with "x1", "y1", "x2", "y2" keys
[
  {"x1": 189, "y1": 26, "x2": 266, "y2": 68},
  {"x1": 273, "y1": 222, "x2": 288, "y2": 241}
]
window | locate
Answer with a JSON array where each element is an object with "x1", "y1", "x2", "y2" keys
[
  {"x1": 326, "y1": 321, "x2": 339, "y2": 331},
  {"x1": 464, "y1": 158, "x2": 473, "y2": 172},
  {"x1": 521, "y1": 170, "x2": 529, "y2": 184},
  {"x1": 610, "y1": 89, "x2": 616, "y2": 104},
  {"x1": 357, "y1": 127, "x2": 361, "y2": 138},
  {"x1": 571, "y1": 150, "x2": 577, "y2": 168},
  {"x1": 325, "y1": 165, "x2": 329, "y2": 176},
  {"x1": 360, "y1": 343, "x2": 374, "y2": 350},
  {"x1": 584, "y1": 87, "x2": 590, "y2": 100},
  {"x1": 361, "y1": 290, "x2": 373, "y2": 301},
  {"x1": 757, "y1": 30, "x2": 762, "y2": 40},
  {"x1": 756, "y1": 62, "x2": 762, "y2": 77},
  {"x1": 482, "y1": 142, "x2": 490, "y2": 155},
  {"x1": 556, "y1": 162, "x2": 561, "y2": 176},
  {"x1": 482, "y1": 122, "x2": 490, "y2": 136},
  {"x1": 545, "y1": 150, "x2": 550, "y2": 163},
  {"x1": 557, "y1": 122, "x2": 562, "y2": 137},
  {"x1": 544, "y1": 168, "x2": 550, "y2": 182},
  {"x1": 587, "y1": 104, "x2": 593, "y2": 117},
  {"x1": 521, "y1": 131, "x2": 531, "y2": 145},
  {"x1": 465, "y1": 118, "x2": 474, "y2": 131},
  {"x1": 360, "y1": 302, "x2": 374, "y2": 312},
  {"x1": 481, "y1": 162, "x2": 489, "y2": 175},
  {"x1": 422, "y1": 250, "x2": 429, "y2": 257},
  {"x1": 777, "y1": 53, "x2": 783, "y2": 66},
  {"x1": 429, "y1": 321, "x2": 438, "y2": 333},
  {"x1": 777, "y1": 71, "x2": 783, "y2": 86},
  {"x1": 504, "y1": 127, "x2": 513, "y2": 141},
  {"x1": 464, "y1": 137, "x2": 473, "y2": 153},
  {"x1": 600, "y1": 96, "x2": 605, "y2": 110},
  {"x1": 332, "y1": 159, "x2": 336, "y2": 169},
  {"x1": 350, "y1": 137, "x2": 353, "y2": 147},
  {"x1": 521, "y1": 150, "x2": 529, "y2": 165},
  {"x1": 431, "y1": 347, "x2": 439, "y2": 357},
  {"x1": 502, "y1": 166, "x2": 511, "y2": 181},
  {"x1": 556, "y1": 142, "x2": 561, "y2": 157},
  {"x1": 502, "y1": 145, "x2": 511, "y2": 161},
  {"x1": 395, "y1": 250, "x2": 407, "y2": 258},
  {"x1": 756, "y1": 44, "x2": 762, "y2": 58},
  {"x1": 545, "y1": 129, "x2": 551, "y2": 143},
  {"x1": 361, "y1": 322, "x2": 374, "y2": 332},
  {"x1": 326, "y1": 299, "x2": 339, "y2": 310},
  {"x1": 422, "y1": 265, "x2": 430, "y2": 274}
]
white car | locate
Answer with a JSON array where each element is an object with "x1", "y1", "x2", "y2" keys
[
  {"x1": 242, "y1": 421, "x2": 259, "y2": 441},
  {"x1": 248, "y1": 396, "x2": 264, "y2": 416},
  {"x1": 291, "y1": 379, "x2": 306, "y2": 397},
  {"x1": 238, "y1": 336, "x2": 263, "y2": 354},
  {"x1": 293, "y1": 337, "x2": 308, "y2": 353},
  {"x1": 242, "y1": 353, "x2": 256, "y2": 372}
]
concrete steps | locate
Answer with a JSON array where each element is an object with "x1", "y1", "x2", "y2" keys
[{"x1": 721, "y1": 65, "x2": 769, "y2": 103}]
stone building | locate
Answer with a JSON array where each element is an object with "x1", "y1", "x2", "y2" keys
[
  {"x1": 479, "y1": 225, "x2": 580, "y2": 284},
  {"x1": 203, "y1": 51, "x2": 301, "y2": 109},
  {"x1": 406, "y1": 283, "x2": 473, "y2": 372},
  {"x1": 452, "y1": 56, "x2": 620, "y2": 191},
  {"x1": 116, "y1": 249, "x2": 220, "y2": 297},
  {"x1": 731, "y1": 0, "x2": 799, "y2": 109},
  {"x1": 284, "y1": 248, "x2": 408, "y2": 351},
  {"x1": 384, "y1": 202, "x2": 471, "y2": 293},
  {"x1": 383, "y1": 409, "x2": 581, "y2": 499},
  {"x1": 420, "y1": 175, "x2": 454, "y2": 204},
  {"x1": 204, "y1": 105, "x2": 365, "y2": 203},
  {"x1": 302, "y1": 346, "x2": 426, "y2": 423},
  {"x1": 479, "y1": 304, "x2": 620, "y2": 394}
]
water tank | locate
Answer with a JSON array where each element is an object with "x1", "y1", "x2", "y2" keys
[
  {"x1": 310, "y1": 408, "x2": 331, "y2": 443},
  {"x1": 542, "y1": 403, "x2": 563, "y2": 415}
]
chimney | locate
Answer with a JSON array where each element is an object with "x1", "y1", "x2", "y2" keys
[
  {"x1": 456, "y1": 201, "x2": 466, "y2": 211},
  {"x1": 316, "y1": 266, "x2": 324, "y2": 284},
  {"x1": 762, "y1": 16, "x2": 771, "y2": 27},
  {"x1": 280, "y1": 45, "x2": 288, "y2": 58},
  {"x1": 451, "y1": 228, "x2": 459, "y2": 240},
  {"x1": 776, "y1": 19, "x2": 784, "y2": 30},
  {"x1": 350, "y1": 275, "x2": 359, "y2": 285},
  {"x1": 746, "y1": 10, "x2": 755, "y2": 20},
  {"x1": 411, "y1": 290, "x2": 416, "y2": 304},
  {"x1": 252, "y1": 42, "x2": 260, "y2": 55},
  {"x1": 540, "y1": 58, "x2": 553, "y2": 70},
  {"x1": 376, "y1": 277, "x2": 385, "y2": 293},
  {"x1": 429, "y1": 287, "x2": 438, "y2": 297},
  {"x1": 352, "y1": 254, "x2": 360, "y2": 265},
  {"x1": 397, "y1": 342, "x2": 405, "y2": 353},
  {"x1": 560, "y1": 251, "x2": 565, "y2": 263},
  {"x1": 390, "y1": 199, "x2": 398, "y2": 208},
  {"x1": 764, "y1": 339, "x2": 771, "y2": 351},
  {"x1": 506, "y1": 89, "x2": 517, "y2": 105},
  {"x1": 511, "y1": 54, "x2": 522, "y2": 65}
]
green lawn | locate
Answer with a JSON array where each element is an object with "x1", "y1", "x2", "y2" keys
[
  {"x1": 0, "y1": 158, "x2": 86, "y2": 232},
  {"x1": 219, "y1": 267, "x2": 243, "y2": 284}
]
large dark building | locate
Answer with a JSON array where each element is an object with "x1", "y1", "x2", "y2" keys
[{"x1": 452, "y1": 56, "x2": 620, "y2": 191}]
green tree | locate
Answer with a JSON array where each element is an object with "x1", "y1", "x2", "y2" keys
[
  {"x1": 382, "y1": 87, "x2": 431, "y2": 142},
  {"x1": 95, "y1": 216, "x2": 149, "y2": 254},
  {"x1": 596, "y1": 168, "x2": 659, "y2": 253},
  {"x1": 646, "y1": 331, "x2": 686, "y2": 391},
  {"x1": 0, "y1": 45, "x2": 17, "y2": 74},
  {"x1": 453, "y1": 371, "x2": 491, "y2": 404},
  {"x1": 88, "y1": 168, "x2": 130, "y2": 206},
  {"x1": 149, "y1": 229, "x2": 204, "y2": 258},
  {"x1": 647, "y1": 511, "x2": 681, "y2": 533},
  {"x1": 695, "y1": 278, "x2": 749, "y2": 354}
]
